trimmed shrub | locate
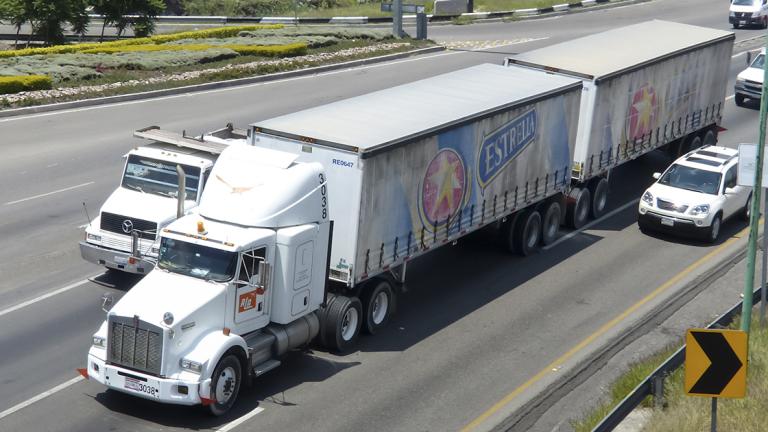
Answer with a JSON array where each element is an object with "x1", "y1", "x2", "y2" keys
[
  {"x1": 0, "y1": 75, "x2": 53, "y2": 94},
  {"x1": 227, "y1": 43, "x2": 308, "y2": 56},
  {"x1": 239, "y1": 26, "x2": 392, "y2": 40},
  {"x1": 79, "y1": 42, "x2": 308, "y2": 57},
  {"x1": 166, "y1": 36, "x2": 338, "y2": 48}
]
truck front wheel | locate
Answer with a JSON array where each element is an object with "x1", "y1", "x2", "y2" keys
[{"x1": 208, "y1": 355, "x2": 242, "y2": 416}]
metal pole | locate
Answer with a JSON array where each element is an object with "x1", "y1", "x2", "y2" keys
[
  {"x1": 467, "y1": 0, "x2": 473, "y2": 13},
  {"x1": 393, "y1": 0, "x2": 402, "y2": 38},
  {"x1": 762, "y1": 190, "x2": 767, "y2": 327},
  {"x1": 711, "y1": 398, "x2": 717, "y2": 432},
  {"x1": 742, "y1": 31, "x2": 768, "y2": 334}
]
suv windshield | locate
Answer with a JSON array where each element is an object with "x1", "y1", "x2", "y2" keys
[
  {"x1": 157, "y1": 237, "x2": 237, "y2": 282},
  {"x1": 751, "y1": 54, "x2": 765, "y2": 70},
  {"x1": 122, "y1": 155, "x2": 201, "y2": 200},
  {"x1": 658, "y1": 164, "x2": 721, "y2": 195}
]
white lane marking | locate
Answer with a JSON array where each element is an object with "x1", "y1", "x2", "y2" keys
[
  {"x1": 4, "y1": 182, "x2": 94, "y2": 205},
  {"x1": 0, "y1": 38, "x2": 550, "y2": 123},
  {"x1": 726, "y1": 94, "x2": 734, "y2": 101},
  {"x1": 78, "y1": 223, "x2": 89, "y2": 229},
  {"x1": 0, "y1": 376, "x2": 84, "y2": 421},
  {"x1": 0, "y1": 277, "x2": 97, "y2": 318},
  {"x1": 217, "y1": 407, "x2": 266, "y2": 432},
  {"x1": 543, "y1": 199, "x2": 639, "y2": 251}
]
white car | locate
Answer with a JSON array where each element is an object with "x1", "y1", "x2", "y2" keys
[
  {"x1": 638, "y1": 146, "x2": 752, "y2": 243},
  {"x1": 734, "y1": 48, "x2": 765, "y2": 107},
  {"x1": 729, "y1": 0, "x2": 768, "y2": 29}
]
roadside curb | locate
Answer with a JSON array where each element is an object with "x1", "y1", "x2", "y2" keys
[
  {"x1": 483, "y1": 229, "x2": 751, "y2": 432},
  {"x1": 0, "y1": 46, "x2": 445, "y2": 118}
]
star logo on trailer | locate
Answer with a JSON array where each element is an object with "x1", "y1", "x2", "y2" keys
[
  {"x1": 421, "y1": 149, "x2": 466, "y2": 227},
  {"x1": 628, "y1": 84, "x2": 658, "y2": 141}
]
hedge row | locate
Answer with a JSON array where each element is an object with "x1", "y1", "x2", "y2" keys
[
  {"x1": 0, "y1": 75, "x2": 52, "y2": 94},
  {"x1": 80, "y1": 42, "x2": 308, "y2": 57},
  {"x1": 0, "y1": 25, "x2": 285, "y2": 58}
]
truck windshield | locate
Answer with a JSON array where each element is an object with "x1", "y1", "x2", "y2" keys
[
  {"x1": 122, "y1": 155, "x2": 201, "y2": 201},
  {"x1": 658, "y1": 164, "x2": 722, "y2": 195},
  {"x1": 751, "y1": 54, "x2": 765, "y2": 70},
  {"x1": 157, "y1": 237, "x2": 237, "y2": 282},
  {"x1": 733, "y1": 0, "x2": 759, "y2": 5}
]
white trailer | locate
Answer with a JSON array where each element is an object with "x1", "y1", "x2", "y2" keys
[
  {"x1": 82, "y1": 63, "x2": 583, "y2": 415},
  {"x1": 79, "y1": 124, "x2": 246, "y2": 273},
  {"x1": 505, "y1": 20, "x2": 735, "y2": 228}
]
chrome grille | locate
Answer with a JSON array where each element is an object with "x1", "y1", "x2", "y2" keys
[
  {"x1": 657, "y1": 198, "x2": 688, "y2": 213},
  {"x1": 108, "y1": 316, "x2": 163, "y2": 376},
  {"x1": 100, "y1": 212, "x2": 157, "y2": 240},
  {"x1": 99, "y1": 234, "x2": 155, "y2": 255}
]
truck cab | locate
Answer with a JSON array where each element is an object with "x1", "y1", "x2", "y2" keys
[
  {"x1": 84, "y1": 145, "x2": 338, "y2": 415},
  {"x1": 79, "y1": 125, "x2": 246, "y2": 274},
  {"x1": 730, "y1": 0, "x2": 768, "y2": 28},
  {"x1": 735, "y1": 47, "x2": 765, "y2": 107}
]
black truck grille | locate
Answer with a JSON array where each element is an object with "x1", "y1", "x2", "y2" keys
[
  {"x1": 108, "y1": 316, "x2": 163, "y2": 376},
  {"x1": 100, "y1": 212, "x2": 157, "y2": 240}
]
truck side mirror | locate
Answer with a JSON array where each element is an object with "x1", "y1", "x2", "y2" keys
[
  {"x1": 101, "y1": 293, "x2": 114, "y2": 312},
  {"x1": 258, "y1": 261, "x2": 270, "y2": 288}
]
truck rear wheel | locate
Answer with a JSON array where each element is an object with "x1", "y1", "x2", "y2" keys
[
  {"x1": 588, "y1": 177, "x2": 609, "y2": 219},
  {"x1": 703, "y1": 129, "x2": 717, "y2": 147},
  {"x1": 513, "y1": 209, "x2": 541, "y2": 256},
  {"x1": 362, "y1": 280, "x2": 395, "y2": 335},
  {"x1": 735, "y1": 94, "x2": 745, "y2": 107},
  {"x1": 208, "y1": 354, "x2": 242, "y2": 416},
  {"x1": 566, "y1": 187, "x2": 590, "y2": 229},
  {"x1": 322, "y1": 295, "x2": 362, "y2": 352},
  {"x1": 540, "y1": 200, "x2": 561, "y2": 246}
]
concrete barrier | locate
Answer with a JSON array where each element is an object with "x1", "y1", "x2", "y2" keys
[
  {"x1": 433, "y1": 0, "x2": 467, "y2": 16},
  {"x1": 553, "y1": 3, "x2": 570, "y2": 12},
  {"x1": 329, "y1": 16, "x2": 368, "y2": 24}
]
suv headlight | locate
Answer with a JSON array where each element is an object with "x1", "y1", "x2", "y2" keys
[
  {"x1": 754, "y1": 11, "x2": 762, "y2": 17},
  {"x1": 690, "y1": 204, "x2": 710, "y2": 216},
  {"x1": 180, "y1": 358, "x2": 203, "y2": 373},
  {"x1": 642, "y1": 191, "x2": 654, "y2": 205},
  {"x1": 86, "y1": 233, "x2": 102, "y2": 242},
  {"x1": 92, "y1": 335, "x2": 106, "y2": 348}
]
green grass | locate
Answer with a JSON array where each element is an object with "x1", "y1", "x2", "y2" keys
[{"x1": 571, "y1": 345, "x2": 681, "y2": 432}]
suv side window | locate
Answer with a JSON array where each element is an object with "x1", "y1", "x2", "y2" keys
[{"x1": 723, "y1": 166, "x2": 737, "y2": 192}]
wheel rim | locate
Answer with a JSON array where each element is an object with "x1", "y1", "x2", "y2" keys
[
  {"x1": 690, "y1": 137, "x2": 702, "y2": 150},
  {"x1": 215, "y1": 366, "x2": 237, "y2": 404},
  {"x1": 703, "y1": 131, "x2": 716, "y2": 147},
  {"x1": 711, "y1": 218, "x2": 720, "y2": 241},
  {"x1": 596, "y1": 186, "x2": 607, "y2": 214},
  {"x1": 341, "y1": 306, "x2": 359, "y2": 341},
  {"x1": 546, "y1": 211, "x2": 558, "y2": 238},
  {"x1": 371, "y1": 291, "x2": 389, "y2": 325},
  {"x1": 577, "y1": 196, "x2": 589, "y2": 222},
  {"x1": 747, "y1": 196, "x2": 752, "y2": 218},
  {"x1": 526, "y1": 218, "x2": 540, "y2": 248}
]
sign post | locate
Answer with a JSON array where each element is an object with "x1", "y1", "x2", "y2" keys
[
  {"x1": 381, "y1": 3, "x2": 427, "y2": 39},
  {"x1": 685, "y1": 329, "x2": 748, "y2": 432}
]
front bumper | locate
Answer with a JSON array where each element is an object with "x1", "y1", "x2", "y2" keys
[
  {"x1": 730, "y1": 15, "x2": 762, "y2": 25},
  {"x1": 735, "y1": 83, "x2": 762, "y2": 100},
  {"x1": 79, "y1": 241, "x2": 155, "y2": 274},
  {"x1": 86, "y1": 353, "x2": 211, "y2": 406}
]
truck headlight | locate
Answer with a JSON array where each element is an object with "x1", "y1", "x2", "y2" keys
[
  {"x1": 642, "y1": 191, "x2": 654, "y2": 206},
  {"x1": 87, "y1": 233, "x2": 102, "y2": 242},
  {"x1": 690, "y1": 204, "x2": 710, "y2": 216},
  {"x1": 730, "y1": 11, "x2": 735, "y2": 17},
  {"x1": 92, "y1": 335, "x2": 106, "y2": 348},
  {"x1": 753, "y1": 11, "x2": 761, "y2": 17},
  {"x1": 180, "y1": 358, "x2": 203, "y2": 373}
]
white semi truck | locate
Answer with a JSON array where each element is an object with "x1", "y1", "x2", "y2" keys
[
  {"x1": 79, "y1": 125, "x2": 246, "y2": 274},
  {"x1": 81, "y1": 63, "x2": 584, "y2": 414},
  {"x1": 506, "y1": 20, "x2": 734, "y2": 228}
]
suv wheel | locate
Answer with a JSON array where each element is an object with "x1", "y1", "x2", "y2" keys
[
  {"x1": 706, "y1": 214, "x2": 722, "y2": 244},
  {"x1": 742, "y1": 193, "x2": 753, "y2": 221}
]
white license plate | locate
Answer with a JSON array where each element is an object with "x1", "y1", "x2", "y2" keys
[
  {"x1": 661, "y1": 217, "x2": 674, "y2": 227},
  {"x1": 124, "y1": 377, "x2": 160, "y2": 398},
  {"x1": 740, "y1": 20, "x2": 747, "y2": 25},
  {"x1": 114, "y1": 255, "x2": 128, "y2": 264}
]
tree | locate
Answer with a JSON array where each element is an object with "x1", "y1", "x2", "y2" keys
[
  {"x1": 0, "y1": 0, "x2": 33, "y2": 47},
  {"x1": 0, "y1": 0, "x2": 89, "y2": 46},
  {"x1": 90, "y1": 0, "x2": 163, "y2": 40}
]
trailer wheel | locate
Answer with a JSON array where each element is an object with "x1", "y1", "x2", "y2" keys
[
  {"x1": 513, "y1": 209, "x2": 541, "y2": 256},
  {"x1": 566, "y1": 187, "x2": 591, "y2": 229},
  {"x1": 703, "y1": 129, "x2": 717, "y2": 147},
  {"x1": 362, "y1": 280, "x2": 395, "y2": 335},
  {"x1": 323, "y1": 295, "x2": 362, "y2": 352},
  {"x1": 208, "y1": 354, "x2": 242, "y2": 416},
  {"x1": 688, "y1": 135, "x2": 702, "y2": 151},
  {"x1": 588, "y1": 177, "x2": 609, "y2": 219},
  {"x1": 540, "y1": 200, "x2": 561, "y2": 246}
]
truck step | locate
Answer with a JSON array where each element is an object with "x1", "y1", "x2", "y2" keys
[{"x1": 253, "y1": 359, "x2": 281, "y2": 377}]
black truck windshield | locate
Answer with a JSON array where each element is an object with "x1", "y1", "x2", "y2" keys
[
  {"x1": 659, "y1": 164, "x2": 722, "y2": 195},
  {"x1": 157, "y1": 237, "x2": 237, "y2": 282},
  {"x1": 122, "y1": 155, "x2": 201, "y2": 201}
]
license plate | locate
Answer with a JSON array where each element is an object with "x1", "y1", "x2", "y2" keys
[
  {"x1": 661, "y1": 217, "x2": 674, "y2": 227},
  {"x1": 740, "y1": 20, "x2": 747, "y2": 25},
  {"x1": 114, "y1": 255, "x2": 128, "y2": 264},
  {"x1": 124, "y1": 377, "x2": 160, "y2": 398}
]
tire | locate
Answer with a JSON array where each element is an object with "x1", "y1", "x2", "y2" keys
[
  {"x1": 499, "y1": 213, "x2": 519, "y2": 253},
  {"x1": 638, "y1": 219, "x2": 651, "y2": 235},
  {"x1": 540, "y1": 200, "x2": 561, "y2": 246},
  {"x1": 566, "y1": 187, "x2": 591, "y2": 229},
  {"x1": 762, "y1": 17, "x2": 767, "y2": 29},
  {"x1": 513, "y1": 209, "x2": 542, "y2": 256},
  {"x1": 588, "y1": 177, "x2": 609, "y2": 219},
  {"x1": 322, "y1": 295, "x2": 362, "y2": 353},
  {"x1": 706, "y1": 214, "x2": 722, "y2": 244},
  {"x1": 208, "y1": 355, "x2": 242, "y2": 416},
  {"x1": 742, "y1": 193, "x2": 753, "y2": 221},
  {"x1": 702, "y1": 129, "x2": 717, "y2": 147},
  {"x1": 735, "y1": 94, "x2": 745, "y2": 107},
  {"x1": 362, "y1": 280, "x2": 394, "y2": 335},
  {"x1": 733, "y1": 22, "x2": 739, "y2": 29},
  {"x1": 688, "y1": 135, "x2": 702, "y2": 151}
]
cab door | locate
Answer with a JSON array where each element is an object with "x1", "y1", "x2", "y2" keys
[{"x1": 233, "y1": 246, "x2": 273, "y2": 329}]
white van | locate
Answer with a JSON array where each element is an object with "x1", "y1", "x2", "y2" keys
[{"x1": 729, "y1": 0, "x2": 768, "y2": 29}]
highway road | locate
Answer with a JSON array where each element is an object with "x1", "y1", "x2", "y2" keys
[{"x1": 0, "y1": 0, "x2": 761, "y2": 431}]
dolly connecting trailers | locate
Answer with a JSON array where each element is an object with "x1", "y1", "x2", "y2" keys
[
  {"x1": 83, "y1": 63, "x2": 583, "y2": 415},
  {"x1": 506, "y1": 20, "x2": 735, "y2": 228}
]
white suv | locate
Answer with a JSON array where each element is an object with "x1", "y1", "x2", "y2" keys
[{"x1": 638, "y1": 146, "x2": 752, "y2": 243}]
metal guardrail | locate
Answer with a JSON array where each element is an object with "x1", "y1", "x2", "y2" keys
[{"x1": 591, "y1": 286, "x2": 764, "y2": 432}]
